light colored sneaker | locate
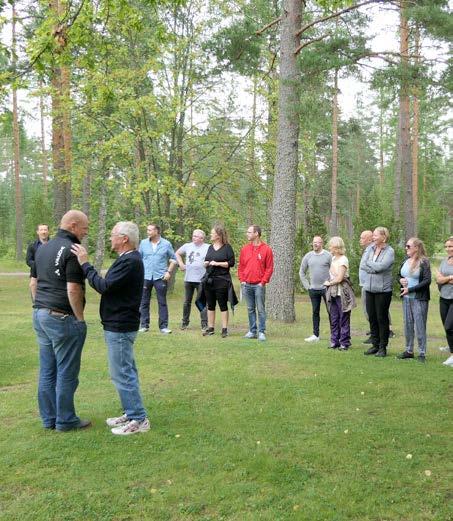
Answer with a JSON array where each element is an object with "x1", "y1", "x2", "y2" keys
[
  {"x1": 106, "y1": 414, "x2": 129, "y2": 427},
  {"x1": 442, "y1": 355, "x2": 453, "y2": 367},
  {"x1": 138, "y1": 327, "x2": 149, "y2": 333},
  {"x1": 304, "y1": 335, "x2": 319, "y2": 343},
  {"x1": 111, "y1": 418, "x2": 150, "y2": 435},
  {"x1": 439, "y1": 346, "x2": 449, "y2": 352},
  {"x1": 160, "y1": 328, "x2": 172, "y2": 334},
  {"x1": 258, "y1": 332, "x2": 266, "y2": 342},
  {"x1": 244, "y1": 331, "x2": 257, "y2": 339}
]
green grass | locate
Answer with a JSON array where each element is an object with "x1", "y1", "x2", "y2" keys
[{"x1": 0, "y1": 271, "x2": 451, "y2": 521}]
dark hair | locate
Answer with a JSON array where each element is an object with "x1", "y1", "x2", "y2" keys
[
  {"x1": 148, "y1": 223, "x2": 161, "y2": 234},
  {"x1": 250, "y1": 225, "x2": 262, "y2": 237},
  {"x1": 36, "y1": 224, "x2": 49, "y2": 231},
  {"x1": 213, "y1": 223, "x2": 228, "y2": 245}
]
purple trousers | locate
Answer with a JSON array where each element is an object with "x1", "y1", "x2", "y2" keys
[{"x1": 330, "y1": 296, "x2": 351, "y2": 347}]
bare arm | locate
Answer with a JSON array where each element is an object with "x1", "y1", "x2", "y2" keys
[
  {"x1": 30, "y1": 277, "x2": 37, "y2": 302},
  {"x1": 67, "y1": 282, "x2": 84, "y2": 321},
  {"x1": 175, "y1": 249, "x2": 186, "y2": 271}
]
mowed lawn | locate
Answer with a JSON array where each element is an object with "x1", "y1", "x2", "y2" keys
[{"x1": 0, "y1": 271, "x2": 451, "y2": 521}]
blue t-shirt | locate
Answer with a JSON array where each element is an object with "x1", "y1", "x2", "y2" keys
[{"x1": 401, "y1": 259, "x2": 420, "y2": 299}]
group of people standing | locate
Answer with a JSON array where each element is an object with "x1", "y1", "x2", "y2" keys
[
  {"x1": 26, "y1": 213, "x2": 453, "y2": 437},
  {"x1": 300, "y1": 228, "x2": 453, "y2": 366}
]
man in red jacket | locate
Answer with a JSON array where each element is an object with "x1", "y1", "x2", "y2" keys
[{"x1": 238, "y1": 225, "x2": 274, "y2": 341}]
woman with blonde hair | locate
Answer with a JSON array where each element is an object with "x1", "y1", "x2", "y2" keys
[
  {"x1": 360, "y1": 226, "x2": 395, "y2": 357},
  {"x1": 397, "y1": 237, "x2": 431, "y2": 362},
  {"x1": 436, "y1": 236, "x2": 453, "y2": 367},
  {"x1": 324, "y1": 237, "x2": 355, "y2": 350}
]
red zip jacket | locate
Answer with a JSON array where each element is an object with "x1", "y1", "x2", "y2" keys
[{"x1": 238, "y1": 242, "x2": 274, "y2": 285}]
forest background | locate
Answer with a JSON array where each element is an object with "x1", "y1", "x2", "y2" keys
[{"x1": 0, "y1": 0, "x2": 451, "y2": 321}]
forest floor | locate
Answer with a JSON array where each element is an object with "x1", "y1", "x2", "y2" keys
[{"x1": 0, "y1": 267, "x2": 451, "y2": 521}]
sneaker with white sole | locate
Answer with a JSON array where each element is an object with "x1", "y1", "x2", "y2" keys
[
  {"x1": 111, "y1": 418, "x2": 151, "y2": 435},
  {"x1": 106, "y1": 414, "x2": 129, "y2": 427},
  {"x1": 442, "y1": 355, "x2": 453, "y2": 367},
  {"x1": 258, "y1": 332, "x2": 266, "y2": 342},
  {"x1": 244, "y1": 331, "x2": 257, "y2": 339},
  {"x1": 439, "y1": 346, "x2": 449, "y2": 352},
  {"x1": 160, "y1": 328, "x2": 172, "y2": 334},
  {"x1": 138, "y1": 327, "x2": 149, "y2": 333},
  {"x1": 304, "y1": 335, "x2": 319, "y2": 343}
]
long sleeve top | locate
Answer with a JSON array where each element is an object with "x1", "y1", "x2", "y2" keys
[{"x1": 360, "y1": 244, "x2": 395, "y2": 293}]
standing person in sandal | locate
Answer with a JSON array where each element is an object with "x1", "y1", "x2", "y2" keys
[
  {"x1": 397, "y1": 237, "x2": 431, "y2": 363},
  {"x1": 238, "y1": 225, "x2": 274, "y2": 342},
  {"x1": 201, "y1": 224, "x2": 236, "y2": 338},
  {"x1": 71, "y1": 221, "x2": 150, "y2": 436},
  {"x1": 138, "y1": 224, "x2": 177, "y2": 334},
  {"x1": 324, "y1": 237, "x2": 355, "y2": 351},
  {"x1": 175, "y1": 229, "x2": 209, "y2": 331},
  {"x1": 360, "y1": 226, "x2": 395, "y2": 358},
  {"x1": 30, "y1": 210, "x2": 91, "y2": 432},
  {"x1": 299, "y1": 236, "x2": 331, "y2": 343},
  {"x1": 436, "y1": 236, "x2": 453, "y2": 367}
]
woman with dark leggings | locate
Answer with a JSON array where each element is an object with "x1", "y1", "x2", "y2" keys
[
  {"x1": 360, "y1": 227, "x2": 395, "y2": 357},
  {"x1": 202, "y1": 224, "x2": 235, "y2": 338},
  {"x1": 436, "y1": 236, "x2": 453, "y2": 367}
]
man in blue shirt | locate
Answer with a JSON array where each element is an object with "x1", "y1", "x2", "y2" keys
[{"x1": 139, "y1": 224, "x2": 177, "y2": 334}]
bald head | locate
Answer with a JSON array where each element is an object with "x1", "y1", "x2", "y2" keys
[
  {"x1": 360, "y1": 230, "x2": 373, "y2": 248},
  {"x1": 60, "y1": 210, "x2": 89, "y2": 241}
]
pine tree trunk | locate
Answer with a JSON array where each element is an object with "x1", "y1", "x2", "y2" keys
[
  {"x1": 330, "y1": 69, "x2": 339, "y2": 235},
  {"x1": 94, "y1": 181, "x2": 107, "y2": 272},
  {"x1": 411, "y1": 23, "x2": 420, "y2": 235},
  {"x1": 267, "y1": 0, "x2": 303, "y2": 322},
  {"x1": 39, "y1": 80, "x2": 48, "y2": 197},
  {"x1": 12, "y1": 2, "x2": 23, "y2": 261}
]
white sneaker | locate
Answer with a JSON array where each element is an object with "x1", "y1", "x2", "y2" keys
[
  {"x1": 106, "y1": 414, "x2": 129, "y2": 427},
  {"x1": 258, "y1": 332, "x2": 266, "y2": 342},
  {"x1": 442, "y1": 355, "x2": 453, "y2": 367},
  {"x1": 111, "y1": 418, "x2": 150, "y2": 435},
  {"x1": 160, "y1": 328, "x2": 172, "y2": 334},
  {"x1": 439, "y1": 346, "x2": 449, "y2": 352},
  {"x1": 304, "y1": 335, "x2": 319, "y2": 343},
  {"x1": 244, "y1": 331, "x2": 257, "y2": 339},
  {"x1": 138, "y1": 327, "x2": 148, "y2": 333}
]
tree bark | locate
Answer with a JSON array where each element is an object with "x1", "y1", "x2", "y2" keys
[
  {"x1": 267, "y1": 0, "x2": 303, "y2": 322},
  {"x1": 411, "y1": 23, "x2": 420, "y2": 235},
  {"x1": 330, "y1": 68, "x2": 339, "y2": 235},
  {"x1": 39, "y1": 79, "x2": 49, "y2": 197},
  {"x1": 12, "y1": 2, "x2": 23, "y2": 261},
  {"x1": 94, "y1": 180, "x2": 107, "y2": 272}
]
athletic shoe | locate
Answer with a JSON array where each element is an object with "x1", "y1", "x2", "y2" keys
[
  {"x1": 106, "y1": 414, "x2": 129, "y2": 427},
  {"x1": 258, "y1": 333, "x2": 266, "y2": 342},
  {"x1": 244, "y1": 331, "x2": 257, "y2": 339},
  {"x1": 329, "y1": 344, "x2": 339, "y2": 349},
  {"x1": 389, "y1": 330, "x2": 395, "y2": 338},
  {"x1": 221, "y1": 328, "x2": 228, "y2": 338},
  {"x1": 139, "y1": 327, "x2": 148, "y2": 333},
  {"x1": 396, "y1": 351, "x2": 414, "y2": 359},
  {"x1": 363, "y1": 337, "x2": 373, "y2": 345},
  {"x1": 202, "y1": 327, "x2": 214, "y2": 336},
  {"x1": 439, "y1": 346, "x2": 449, "y2": 352},
  {"x1": 180, "y1": 324, "x2": 189, "y2": 330},
  {"x1": 339, "y1": 345, "x2": 349, "y2": 351},
  {"x1": 304, "y1": 335, "x2": 319, "y2": 343},
  {"x1": 111, "y1": 418, "x2": 150, "y2": 436},
  {"x1": 160, "y1": 328, "x2": 172, "y2": 334},
  {"x1": 442, "y1": 355, "x2": 453, "y2": 366},
  {"x1": 417, "y1": 355, "x2": 426, "y2": 363}
]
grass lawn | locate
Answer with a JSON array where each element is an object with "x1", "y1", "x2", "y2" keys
[{"x1": 0, "y1": 269, "x2": 451, "y2": 521}]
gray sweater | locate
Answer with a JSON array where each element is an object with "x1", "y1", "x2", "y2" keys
[
  {"x1": 299, "y1": 250, "x2": 332, "y2": 290},
  {"x1": 359, "y1": 244, "x2": 395, "y2": 293}
]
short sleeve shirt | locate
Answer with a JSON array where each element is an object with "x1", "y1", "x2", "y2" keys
[{"x1": 178, "y1": 242, "x2": 209, "y2": 282}]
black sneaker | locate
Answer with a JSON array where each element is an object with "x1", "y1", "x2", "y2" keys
[
  {"x1": 389, "y1": 330, "x2": 395, "y2": 338},
  {"x1": 417, "y1": 355, "x2": 426, "y2": 363},
  {"x1": 202, "y1": 327, "x2": 214, "y2": 336},
  {"x1": 364, "y1": 346, "x2": 379, "y2": 355},
  {"x1": 363, "y1": 337, "x2": 373, "y2": 345},
  {"x1": 397, "y1": 351, "x2": 414, "y2": 359},
  {"x1": 221, "y1": 328, "x2": 228, "y2": 338},
  {"x1": 180, "y1": 324, "x2": 189, "y2": 330}
]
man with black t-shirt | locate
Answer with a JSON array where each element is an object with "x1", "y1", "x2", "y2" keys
[{"x1": 30, "y1": 210, "x2": 91, "y2": 432}]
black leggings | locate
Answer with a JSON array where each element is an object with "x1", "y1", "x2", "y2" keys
[
  {"x1": 205, "y1": 285, "x2": 228, "y2": 312},
  {"x1": 439, "y1": 297, "x2": 453, "y2": 352},
  {"x1": 366, "y1": 291, "x2": 392, "y2": 349}
]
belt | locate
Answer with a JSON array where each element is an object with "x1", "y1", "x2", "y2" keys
[{"x1": 41, "y1": 308, "x2": 72, "y2": 318}]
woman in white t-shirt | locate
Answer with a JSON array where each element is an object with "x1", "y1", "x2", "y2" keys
[{"x1": 324, "y1": 236, "x2": 351, "y2": 350}]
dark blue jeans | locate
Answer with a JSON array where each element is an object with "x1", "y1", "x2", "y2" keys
[
  {"x1": 308, "y1": 288, "x2": 327, "y2": 337},
  {"x1": 139, "y1": 278, "x2": 168, "y2": 329},
  {"x1": 33, "y1": 308, "x2": 87, "y2": 430}
]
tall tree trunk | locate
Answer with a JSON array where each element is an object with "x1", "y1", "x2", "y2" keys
[
  {"x1": 94, "y1": 180, "x2": 107, "y2": 271},
  {"x1": 12, "y1": 2, "x2": 23, "y2": 261},
  {"x1": 400, "y1": 0, "x2": 414, "y2": 238},
  {"x1": 393, "y1": 110, "x2": 402, "y2": 221},
  {"x1": 39, "y1": 79, "x2": 49, "y2": 197},
  {"x1": 330, "y1": 68, "x2": 339, "y2": 235},
  {"x1": 267, "y1": 0, "x2": 302, "y2": 322},
  {"x1": 378, "y1": 90, "x2": 385, "y2": 186},
  {"x1": 411, "y1": 23, "x2": 420, "y2": 235}
]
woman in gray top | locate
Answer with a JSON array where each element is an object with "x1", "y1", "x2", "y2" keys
[
  {"x1": 436, "y1": 236, "x2": 453, "y2": 367},
  {"x1": 360, "y1": 226, "x2": 395, "y2": 357}
]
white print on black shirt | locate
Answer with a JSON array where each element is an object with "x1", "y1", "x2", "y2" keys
[{"x1": 54, "y1": 246, "x2": 65, "y2": 276}]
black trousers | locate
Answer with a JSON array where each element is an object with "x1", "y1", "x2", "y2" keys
[
  {"x1": 308, "y1": 288, "x2": 328, "y2": 337},
  {"x1": 365, "y1": 291, "x2": 392, "y2": 349},
  {"x1": 439, "y1": 297, "x2": 453, "y2": 352},
  {"x1": 182, "y1": 282, "x2": 207, "y2": 327}
]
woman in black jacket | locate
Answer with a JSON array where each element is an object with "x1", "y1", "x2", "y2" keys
[{"x1": 397, "y1": 237, "x2": 431, "y2": 362}]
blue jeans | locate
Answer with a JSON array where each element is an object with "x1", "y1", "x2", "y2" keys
[
  {"x1": 140, "y1": 278, "x2": 168, "y2": 329},
  {"x1": 33, "y1": 308, "x2": 87, "y2": 430},
  {"x1": 104, "y1": 330, "x2": 147, "y2": 421},
  {"x1": 243, "y1": 283, "x2": 266, "y2": 334}
]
